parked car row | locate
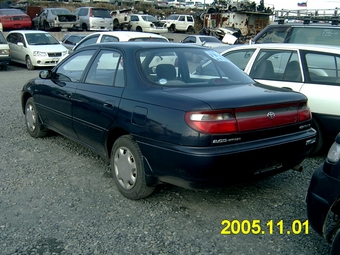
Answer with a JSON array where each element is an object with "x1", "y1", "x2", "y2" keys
[{"x1": 0, "y1": 6, "x2": 196, "y2": 34}]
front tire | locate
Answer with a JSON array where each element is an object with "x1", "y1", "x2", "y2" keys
[
  {"x1": 111, "y1": 135, "x2": 155, "y2": 199},
  {"x1": 331, "y1": 229, "x2": 340, "y2": 255},
  {"x1": 25, "y1": 97, "x2": 48, "y2": 138},
  {"x1": 26, "y1": 56, "x2": 34, "y2": 70}
]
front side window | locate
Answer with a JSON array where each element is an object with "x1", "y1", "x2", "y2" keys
[
  {"x1": 85, "y1": 50, "x2": 125, "y2": 87},
  {"x1": 249, "y1": 49, "x2": 301, "y2": 82},
  {"x1": 54, "y1": 50, "x2": 95, "y2": 82},
  {"x1": 223, "y1": 49, "x2": 255, "y2": 70}
]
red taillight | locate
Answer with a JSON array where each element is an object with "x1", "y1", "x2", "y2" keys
[
  {"x1": 298, "y1": 102, "x2": 311, "y2": 121},
  {"x1": 185, "y1": 110, "x2": 237, "y2": 134},
  {"x1": 89, "y1": 9, "x2": 93, "y2": 17},
  {"x1": 185, "y1": 102, "x2": 311, "y2": 135}
]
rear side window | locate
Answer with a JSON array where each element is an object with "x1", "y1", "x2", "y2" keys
[
  {"x1": 75, "y1": 35, "x2": 99, "y2": 50},
  {"x1": 303, "y1": 51, "x2": 340, "y2": 85}
]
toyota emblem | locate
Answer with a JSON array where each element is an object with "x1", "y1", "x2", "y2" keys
[{"x1": 267, "y1": 111, "x2": 275, "y2": 119}]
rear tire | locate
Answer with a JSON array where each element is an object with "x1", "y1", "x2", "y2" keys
[
  {"x1": 43, "y1": 21, "x2": 50, "y2": 31},
  {"x1": 310, "y1": 118, "x2": 324, "y2": 156},
  {"x1": 111, "y1": 135, "x2": 155, "y2": 199}
]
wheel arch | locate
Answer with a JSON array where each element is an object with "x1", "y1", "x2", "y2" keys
[
  {"x1": 105, "y1": 128, "x2": 158, "y2": 185},
  {"x1": 106, "y1": 127, "x2": 129, "y2": 161},
  {"x1": 21, "y1": 92, "x2": 32, "y2": 114},
  {"x1": 323, "y1": 197, "x2": 340, "y2": 242}
]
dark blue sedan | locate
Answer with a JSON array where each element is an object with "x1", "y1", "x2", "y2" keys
[{"x1": 21, "y1": 42, "x2": 316, "y2": 199}]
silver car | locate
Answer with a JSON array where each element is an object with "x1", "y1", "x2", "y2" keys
[
  {"x1": 32, "y1": 8, "x2": 78, "y2": 31},
  {"x1": 74, "y1": 7, "x2": 113, "y2": 31},
  {"x1": 6, "y1": 30, "x2": 68, "y2": 70}
]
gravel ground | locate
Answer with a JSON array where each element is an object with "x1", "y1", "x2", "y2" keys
[{"x1": 0, "y1": 57, "x2": 332, "y2": 255}]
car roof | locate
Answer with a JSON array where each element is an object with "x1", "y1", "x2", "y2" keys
[
  {"x1": 7, "y1": 30, "x2": 49, "y2": 34},
  {"x1": 79, "y1": 41, "x2": 205, "y2": 51},
  {"x1": 220, "y1": 43, "x2": 340, "y2": 55},
  {"x1": 85, "y1": 31, "x2": 169, "y2": 41},
  {"x1": 266, "y1": 22, "x2": 340, "y2": 28}
]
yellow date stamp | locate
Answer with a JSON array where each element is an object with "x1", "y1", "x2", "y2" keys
[{"x1": 220, "y1": 219, "x2": 309, "y2": 235}]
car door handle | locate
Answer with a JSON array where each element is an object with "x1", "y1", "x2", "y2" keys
[
  {"x1": 103, "y1": 100, "x2": 115, "y2": 109},
  {"x1": 61, "y1": 92, "x2": 72, "y2": 98}
]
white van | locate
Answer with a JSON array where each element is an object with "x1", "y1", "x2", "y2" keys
[
  {"x1": 0, "y1": 31, "x2": 10, "y2": 71},
  {"x1": 74, "y1": 7, "x2": 113, "y2": 31}
]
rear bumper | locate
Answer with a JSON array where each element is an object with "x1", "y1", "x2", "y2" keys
[{"x1": 139, "y1": 128, "x2": 316, "y2": 188}]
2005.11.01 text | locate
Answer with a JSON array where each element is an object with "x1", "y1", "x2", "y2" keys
[{"x1": 220, "y1": 219, "x2": 309, "y2": 235}]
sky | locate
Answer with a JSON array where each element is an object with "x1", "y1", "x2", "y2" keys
[
  {"x1": 259, "y1": 0, "x2": 339, "y2": 10},
  {"x1": 204, "y1": 0, "x2": 340, "y2": 10}
]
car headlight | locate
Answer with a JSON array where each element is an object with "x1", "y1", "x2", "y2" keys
[
  {"x1": 62, "y1": 51, "x2": 68, "y2": 57},
  {"x1": 327, "y1": 140, "x2": 340, "y2": 163},
  {"x1": 0, "y1": 49, "x2": 10, "y2": 55},
  {"x1": 33, "y1": 51, "x2": 47, "y2": 57}
]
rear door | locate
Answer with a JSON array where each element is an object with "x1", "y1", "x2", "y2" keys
[{"x1": 72, "y1": 49, "x2": 125, "y2": 154}]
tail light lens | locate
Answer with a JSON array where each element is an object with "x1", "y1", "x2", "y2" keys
[
  {"x1": 185, "y1": 110, "x2": 237, "y2": 134},
  {"x1": 185, "y1": 101, "x2": 311, "y2": 135},
  {"x1": 297, "y1": 102, "x2": 311, "y2": 121}
]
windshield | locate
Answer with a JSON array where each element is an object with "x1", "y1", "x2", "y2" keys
[
  {"x1": 142, "y1": 15, "x2": 158, "y2": 22},
  {"x1": 138, "y1": 47, "x2": 254, "y2": 86},
  {"x1": 25, "y1": 33, "x2": 61, "y2": 45},
  {"x1": 51, "y1": 8, "x2": 72, "y2": 15}
]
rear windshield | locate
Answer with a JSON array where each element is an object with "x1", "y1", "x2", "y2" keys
[
  {"x1": 92, "y1": 9, "x2": 111, "y2": 18},
  {"x1": 138, "y1": 47, "x2": 254, "y2": 86}
]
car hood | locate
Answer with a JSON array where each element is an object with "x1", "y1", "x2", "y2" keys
[
  {"x1": 28, "y1": 44, "x2": 67, "y2": 52},
  {"x1": 161, "y1": 83, "x2": 306, "y2": 110}
]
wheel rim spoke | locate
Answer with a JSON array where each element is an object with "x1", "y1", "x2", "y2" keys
[
  {"x1": 114, "y1": 147, "x2": 137, "y2": 190},
  {"x1": 25, "y1": 104, "x2": 36, "y2": 132}
]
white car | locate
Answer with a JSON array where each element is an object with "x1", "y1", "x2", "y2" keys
[
  {"x1": 181, "y1": 35, "x2": 224, "y2": 48},
  {"x1": 129, "y1": 14, "x2": 168, "y2": 34},
  {"x1": 168, "y1": 0, "x2": 186, "y2": 9},
  {"x1": 221, "y1": 43, "x2": 340, "y2": 154},
  {"x1": 6, "y1": 30, "x2": 68, "y2": 70},
  {"x1": 72, "y1": 31, "x2": 169, "y2": 52},
  {"x1": 162, "y1": 14, "x2": 195, "y2": 33}
]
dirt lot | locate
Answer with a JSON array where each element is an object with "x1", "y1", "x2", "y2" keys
[{"x1": 0, "y1": 57, "x2": 332, "y2": 255}]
